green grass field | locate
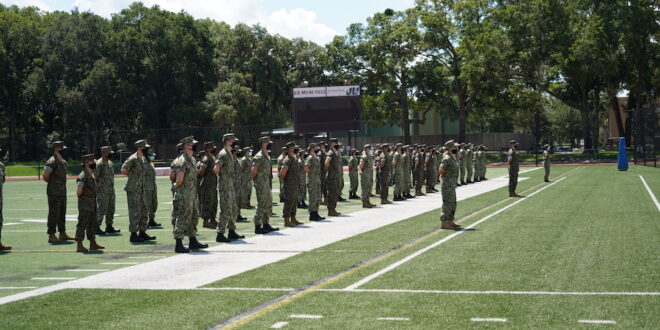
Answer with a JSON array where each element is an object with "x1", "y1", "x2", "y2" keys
[{"x1": 0, "y1": 165, "x2": 658, "y2": 329}]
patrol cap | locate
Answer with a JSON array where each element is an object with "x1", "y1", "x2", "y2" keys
[
  {"x1": 444, "y1": 140, "x2": 455, "y2": 148},
  {"x1": 510, "y1": 139, "x2": 518, "y2": 144},
  {"x1": 403, "y1": 145, "x2": 410, "y2": 149},
  {"x1": 242, "y1": 147, "x2": 251, "y2": 153},
  {"x1": 308, "y1": 143, "x2": 318, "y2": 149},
  {"x1": 135, "y1": 139, "x2": 151, "y2": 148},
  {"x1": 363, "y1": 144, "x2": 372, "y2": 150},
  {"x1": 197, "y1": 150, "x2": 206, "y2": 157},
  {"x1": 382, "y1": 143, "x2": 390, "y2": 149},
  {"x1": 222, "y1": 133, "x2": 236, "y2": 142},
  {"x1": 468, "y1": 143, "x2": 473, "y2": 147},
  {"x1": 328, "y1": 138, "x2": 339, "y2": 144},
  {"x1": 176, "y1": 143, "x2": 183, "y2": 151},
  {"x1": 52, "y1": 141, "x2": 68, "y2": 150},
  {"x1": 543, "y1": 144, "x2": 549, "y2": 148},
  {"x1": 318, "y1": 141, "x2": 326, "y2": 146},
  {"x1": 180, "y1": 136, "x2": 198, "y2": 145},
  {"x1": 100, "y1": 146, "x2": 114, "y2": 154},
  {"x1": 204, "y1": 141, "x2": 216, "y2": 149},
  {"x1": 395, "y1": 143, "x2": 403, "y2": 148},
  {"x1": 259, "y1": 136, "x2": 272, "y2": 144},
  {"x1": 82, "y1": 154, "x2": 95, "y2": 162},
  {"x1": 285, "y1": 141, "x2": 296, "y2": 148},
  {"x1": 281, "y1": 146, "x2": 287, "y2": 151}
]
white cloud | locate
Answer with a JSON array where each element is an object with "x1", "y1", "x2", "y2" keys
[
  {"x1": 73, "y1": 0, "x2": 122, "y2": 17},
  {"x1": 3, "y1": 0, "x2": 53, "y2": 11},
  {"x1": 267, "y1": 8, "x2": 338, "y2": 45}
]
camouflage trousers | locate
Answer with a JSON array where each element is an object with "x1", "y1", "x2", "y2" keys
[
  {"x1": 126, "y1": 191, "x2": 148, "y2": 233},
  {"x1": 307, "y1": 178, "x2": 321, "y2": 213},
  {"x1": 393, "y1": 170, "x2": 404, "y2": 196},
  {"x1": 299, "y1": 175, "x2": 306, "y2": 203},
  {"x1": 217, "y1": 184, "x2": 237, "y2": 233},
  {"x1": 253, "y1": 179, "x2": 272, "y2": 226},
  {"x1": 173, "y1": 192, "x2": 199, "y2": 239},
  {"x1": 380, "y1": 172, "x2": 390, "y2": 200},
  {"x1": 320, "y1": 173, "x2": 328, "y2": 199},
  {"x1": 47, "y1": 195, "x2": 67, "y2": 234},
  {"x1": 375, "y1": 172, "x2": 381, "y2": 194},
  {"x1": 0, "y1": 187, "x2": 3, "y2": 240},
  {"x1": 459, "y1": 162, "x2": 466, "y2": 182},
  {"x1": 145, "y1": 188, "x2": 158, "y2": 222},
  {"x1": 242, "y1": 180, "x2": 253, "y2": 206},
  {"x1": 96, "y1": 191, "x2": 115, "y2": 227},
  {"x1": 403, "y1": 170, "x2": 411, "y2": 195},
  {"x1": 76, "y1": 198, "x2": 97, "y2": 241},
  {"x1": 473, "y1": 164, "x2": 480, "y2": 181},
  {"x1": 360, "y1": 173, "x2": 373, "y2": 202},
  {"x1": 283, "y1": 184, "x2": 299, "y2": 218},
  {"x1": 279, "y1": 177, "x2": 287, "y2": 201},
  {"x1": 327, "y1": 177, "x2": 340, "y2": 210},
  {"x1": 466, "y1": 162, "x2": 473, "y2": 181},
  {"x1": 199, "y1": 184, "x2": 218, "y2": 221},
  {"x1": 509, "y1": 168, "x2": 519, "y2": 193},
  {"x1": 544, "y1": 163, "x2": 550, "y2": 181},
  {"x1": 349, "y1": 171, "x2": 358, "y2": 194},
  {"x1": 440, "y1": 181, "x2": 457, "y2": 222}
]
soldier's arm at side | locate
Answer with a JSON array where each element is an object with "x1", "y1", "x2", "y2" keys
[
  {"x1": 169, "y1": 170, "x2": 176, "y2": 183},
  {"x1": 280, "y1": 167, "x2": 288, "y2": 180},
  {"x1": 213, "y1": 163, "x2": 221, "y2": 176},
  {"x1": 175, "y1": 171, "x2": 185, "y2": 188},
  {"x1": 76, "y1": 176, "x2": 84, "y2": 197},
  {"x1": 43, "y1": 170, "x2": 51, "y2": 182},
  {"x1": 198, "y1": 162, "x2": 206, "y2": 177},
  {"x1": 358, "y1": 159, "x2": 365, "y2": 172},
  {"x1": 325, "y1": 157, "x2": 331, "y2": 169}
]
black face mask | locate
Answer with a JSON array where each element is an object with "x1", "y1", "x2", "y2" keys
[
  {"x1": 333, "y1": 145, "x2": 339, "y2": 150},
  {"x1": 0, "y1": 150, "x2": 7, "y2": 158},
  {"x1": 192, "y1": 145, "x2": 198, "y2": 152},
  {"x1": 451, "y1": 149, "x2": 458, "y2": 154},
  {"x1": 294, "y1": 149, "x2": 299, "y2": 154},
  {"x1": 85, "y1": 162, "x2": 97, "y2": 170},
  {"x1": 267, "y1": 144, "x2": 273, "y2": 150},
  {"x1": 237, "y1": 152, "x2": 244, "y2": 157}
]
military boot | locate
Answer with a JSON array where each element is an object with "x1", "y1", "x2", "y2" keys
[
  {"x1": 263, "y1": 223, "x2": 279, "y2": 232},
  {"x1": 284, "y1": 217, "x2": 296, "y2": 227},
  {"x1": 461, "y1": 180, "x2": 466, "y2": 185},
  {"x1": 255, "y1": 225, "x2": 268, "y2": 234},
  {"x1": 89, "y1": 240, "x2": 105, "y2": 251},
  {"x1": 202, "y1": 219, "x2": 212, "y2": 229},
  {"x1": 0, "y1": 243, "x2": 12, "y2": 251},
  {"x1": 139, "y1": 231, "x2": 156, "y2": 241},
  {"x1": 175, "y1": 239, "x2": 190, "y2": 253},
  {"x1": 209, "y1": 219, "x2": 218, "y2": 228},
  {"x1": 362, "y1": 200, "x2": 373, "y2": 209},
  {"x1": 440, "y1": 221, "x2": 454, "y2": 230},
  {"x1": 328, "y1": 209, "x2": 341, "y2": 217},
  {"x1": 96, "y1": 228, "x2": 106, "y2": 236},
  {"x1": 147, "y1": 219, "x2": 162, "y2": 228},
  {"x1": 129, "y1": 232, "x2": 144, "y2": 243},
  {"x1": 381, "y1": 199, "x2": 392, "y2": 205},
  {"x1": 189, "y1": 236, "x2": 208, "y2": 249},
  {"x1": 415, "y1": 190, "x2": 425, "y2": 196},
  {"x1": 59, "y1": 232, "x2": 76, "y2": 241},
  {"x1": 76, "y1": 241, "x2": 88, "y2": 253},
  {"x1": 449, "y1": 221, "x2": 462, "y2": 229},
  {"x1": 393, "y1": 195, "x2": 404, "y2": 201},
  {"x1": 105, "y1": 225, "x2": 121, "y2": 234},
  {"x1": 48, "y1": 234, "x2": 62, "y2": 244},
  {"x1": 292, "y1": 216, "x2": 304, "y2": 226},
  {"x1": 216, "y1": 232, "x2": 231, "y2": 243},
  {"x1": 368, "y1": 201, "x2": 378, "y2": 208},
  {"x1": 228, "y1": 230, "x2": 245, "y2": 240}
]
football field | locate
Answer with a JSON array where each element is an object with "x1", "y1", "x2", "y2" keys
[{"x1": 0, "y1": 164, "x2": 658, "y2": 329}]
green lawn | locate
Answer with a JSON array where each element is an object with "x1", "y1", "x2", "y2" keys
[{"x1": 0, "y1": 164, "x2": 657, "y2": 329}]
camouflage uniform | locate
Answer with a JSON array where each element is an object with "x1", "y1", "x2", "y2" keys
[
  {"x1": 252, "y1": 150, "x2": 273, "y2": 226},
  {"x1": 393, "y1": 150, "x2": 404, "y2": 197},
  {"x1": 122, "y1": 152, "x2": 149, "y2": 233},
  {"x1": 75, "y1": 169, "x2": 97, "y2": 241},
  {"x1": 425, "y1": 152, "x2": 434, "y2": 190},
  {"x1": 282, "y1": 154, "x2": 300, "y2": 218},
  {"x1": 240, "y1": 152, "x2": 253, "y2": 207},
  {"x1": 144, "y1": 161, "x2": 158, "y2": 223},
  {"x1": 402, "y1": 149, "x2": 412, "y2": 196},
  {"x1": 199, "y1": 152, "x2": 218, "y2": 221},
  {"x1": 360, "y1": 150, "x2": 374, "y2": 201},
  {"x1": 94, "y1": 157, "x2": 115, "y2": 228},
  {"x1": 172, "y1": 152, "x2": 199, "y2": 239},
  {"x1": 473, "y1": 148, "x2": 482, "y2": 182},
  {"x1": 457, "y1": 147, "x2": 466, "y2": 184},
  {"x1": 233, "y1": 153, "x2": 242, "y2": 211},
  {"x1": 414, "y1": 151, "x2": 425, "y2": 192},
  {"x1": 216, "y1": 148, "x2": 238, "y2": 234},
  {"x1": 375, "y1": 151, "x2": 381, "y2": 194},
  {"x1": 277, "y1": 152, "x2": 286, "y2": 201},
  {"x1": 543, "y1": 148, "x2": 550, "y2": 181},
  {"x1": 465, "y1": 145, "x2": 474, "y2": 182},
  {"x1": 326, "y1": 148, "x2": 341, "y2": 210},
  {"x1": 348, "y1": 155, "x2": 359, "y2": 196},
  {"x1": 319, "y1": 148, "x2": 328, "y2": 201},
  {"x1": 45, "y1": 155, "x2": 68, "y2": 235},
  {"x1": 298, "y1": 154, "x2": 307, "y2": 204},
  {"x1": 305, "y1": 153, "x2": 322, "y2": 213},
  {"x1": 508, "y1": 146, "x2": 519, "y2": 194},
  {"x1": 480, "y1": 147, "x2": 488, "y2": 179},
  {"x1": 378, "y1": 148, "x2": 392, "y2": 201},
  {"x1": 440, "y1": 149, "x2": 459, "y2": 223}
]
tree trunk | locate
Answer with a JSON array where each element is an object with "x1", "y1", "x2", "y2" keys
[{"x1": 580, "y1": 93, "x2": 593, "y2": 150}]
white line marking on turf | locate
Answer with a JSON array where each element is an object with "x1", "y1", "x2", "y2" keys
[
  {"x1": 3, "y1": 222, "x2": 23, "y2": 226},
  {"x1": 472, "y1": 318, "x2": 507, "y2": 322},
  {"x1": 196, "y1": 287, "x2": 294, "y2": 292},
  {"x1": 31, "y1": 277, "x2": 77, "y2": 281},
  {"x1": 99, "y1": 262, "x2": 139, "y2": 265},
  {"x1": 579, "y1": 320, "x2": 617, "y2": 325},
  {"x1": 290, "y1": 314, "x2": 323, "y2": 319},
  {"x1": 639, "y1": 175, "x2": 660, "y2": 212},
  {"x1": 0, "y1": 287, "x2": 38, "y2": 290},
  {"x1": 270, "y1": 321, "x2": 289, "y2": 328},
  {"x1": 344, "y1": 176, "x2": 568, "y2": 290},
  {"x1": 377, "y1": 317, "x2": 410, "y2": 321},
  {"x1": 65, "y1": 269, "x2": 109, "y2": 272},
  {"x1": 128, "y1": 256, "x2": 167, "y2": 259},
  {"x1": 317, "y1": 288, "x2": 660, "y2": 296}
]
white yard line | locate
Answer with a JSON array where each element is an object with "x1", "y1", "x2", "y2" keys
[
  {"x1": 318, "y1": 288, "x2": 660, "y2": 296},
  {"x1": 31, "y1": 277, "x2": 77, "y2": 281},
  {"x1": 270, "y1": 321, "x2": 289, "y2": 328},
  {"x1": 578, "y1": 320, "x2": 617, "y2": 325},
  {"x1": 289, "y1": 314, "x2": 323, "y2": 319},
  {"x1": 196, "y1": 287, "x2": 294, "y2": 292},
  {"x1": 128, "y1": 256, "x2": 168, "y2": 259},
  {"x1": 639, "y1": 175, "x2": 660, "y2": 212},
  {"x1": 0, "y1": 175, "x2": 522, "y2": 306},
  {"x1": 0, "y1": 287, "x2": 37, "y2": 290},
  {"x1": 99, "y1": 262, "x2": 139, "y2": 265},
  {"x1": 344, "y1": 176, "x2": 567, "y2": 290},
  {"x1": 65, "y1": 269, "x2": 108, "y2": 272},
  {"x1": 471, "y1": 318, "x2": 507, "y2": 322},
  {"x1": 377, "y1": 317, "x2": 410, "y2": 321}
]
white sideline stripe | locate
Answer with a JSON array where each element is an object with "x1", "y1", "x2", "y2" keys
[
  {"x1": 290, "y1": 314, "x2": 323, "y2": 319},
  {"x1": 99, "y1": 262, "x2": 139, "y2": 265},
  {"x1": 31, "y1": 278, "x2": 77, "y2": 281},
  {"x1": 3, "y1": 222, "x2": 23, "y2": 226},
  {"x1": 65, "y1": 269, "x2": 108, "y2": 272},
  {"x1": 344, "y1": 176, "x2": 567, "y2": 290},
  {"x1": 196, "y1": 287, "x2": 294, "y2": 292},
  {"x1": 377, "y1": 317, "x2": 410, "y2": 321},
  {"x1": 579, "y1": 320, "x2": 617, "y2": 324},
  {"x1": 0, "y1": 287, "x2": 37, "y2": 290},
  {"x1": 270, "y1": 321, "x2": 288, "y2": 328},
  {"x1": 472, "y1": 318, "x2": 507, "y2": 322},
  {"x1": 128, "y1": 256, "x2": 167, "y2": 259},
  {"x1": 639, "y1": 175, "x2": 660, "y2": 212},
  {"x1": 318, "y1": 288, "x2": 660, "y2": 296}
]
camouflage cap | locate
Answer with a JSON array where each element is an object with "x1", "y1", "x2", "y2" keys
[
  {"x1": 100, "y1": 146, "x2": 114, "y2": 154},
  {"x1": 222, "y1": 133, "x2": 236, "y2": 142},
  {"x1": 403, "y1": 145, "x2": 410, "y2": 149},
  {"x1": 82, "y1": 153, "x2": 95, "y2": 162},
  {"x1": 328, "y1": 138, "x2": 339, "y2": 143},
  {"x1": 259, "y1": 136, "x2": 272, "y2": 144},
  {"x1": 382, "y1": 143, "x2": 390, "y2": 149},
  {"x1": 176, "y1": 143, "x2": 183, "y2": 151},
  {"x1": 204, "y1": 141, "x2": 216, "y2": 149},
  {"x1": 444, "y1": 140, "x2": 455, "y2": 148},
  {"x1": 395, "y1": 143, "x2": 403, "y2": 148},
  {"x1": 308, "y1": 143, "x2": 318, "y2": 149},
  {"x1": 242, "y1": 147, "x2": 251, "y2": 153},
  {"x1": 135, "y1": 139, "x2": 150, "y2": 148},
  {"x1": 197, "y1": 150, "x2": 206, "y2": 158},
  {"x1": 363, "y1": 144, "x2": 372, "y2": 149},
  {"x1": 180, "y1": 136, "x2": 198, "y2": 145},
  {"x1": 52, "y1": 141, "x2": 68, "y2": 150},
  {"x1": 281, "y1": 146, "x2": 287, "y2": 151},
  {"x1": 285, "y1": 141, "x2": 296, "y2": 148},
  {"x1": 510, "y1": 139, "x2": 518, "y2": 144},
  {"x1": 231, "y1": 145, "x2": 239, "y2": 152}
]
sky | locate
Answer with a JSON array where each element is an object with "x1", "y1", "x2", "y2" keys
[{"x1": 3, "y1": 0, "x2": 416, "y2": 45}]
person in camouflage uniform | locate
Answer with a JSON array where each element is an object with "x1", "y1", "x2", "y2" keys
[
  {"x1": 231, "y1": 142, "x2": 247, "y2": 223},
  {"x1": 440, "y1": 140, "x2": 461, "y2": 229},
  {"x1": 214, "y1": 133, "x2": 245, "y2": 242},
  {"x1": 465, "y1": 143, "x2": 474, "y2": 184},
  {"x1": 281, "y1": 142, "x2": 303, "y2": 227},
  {"x1": 457, "y1": 143, "x2": 467, "y2": 186},
  {"x1": 75, "y1": 154, "x2": 105, "y2": 252},
  {"x1": 543, "y1": 144, "x2": 551, "y2": 182},
  {"x1": 305, "y1": 143, "x2": 325, "y2": 220},
  {"x1": 198, "y1": 142, "x2": 218, "y2": 229},
  {"x1": 348, "y1": 149, "x2": 359, "y2": 200},
  {"x1": 481, "y1": 146, "x2": 488, "y2": 180},
  {"x1": 359, "y1": 144, "x2": 376, "y2": 208},
  {"x1": 414, "y1": 145, "x2": 426, "y2": 196},
  {"x1": 43, "y1": 141, "x2": 75, "y2": 244},
  {"x1": 473, "y1": 146, "x2": 482, "y2": 182},
  {"x1": 144, "y1": 147, "x2": 161, "y2": 228},
  {"x1": 337, "y1": 144, "x2": 346, "y2": 202},
  {"x1": 252, "y1": 137, "x2": 279, "y2": 234},
  {"x1": 94, "y1": 146, "x2": 119, "y2": 235},
  {"x1": 277, "y1": 147, "x2": 287, "y2": 203},
  {"x1": 297, "y1": 149, "x2": 308, "y2": 209},
  {"x1": 425, "y1": 147, "x2": 436, "y2": 194},
  {"x1": 318, "y1": 142, "x2": 328, "y2": 205},
  {"x1": 378, "y1": 143, "x2": 393, "y2": 204},
  {"x1": 402, "y1": 145, "x2": 414, "y2": 199},
  {"x1": 171, "y1": 136, "x2": 208, "y2": 253},
  {"x1": 0, "y1": 148, "x2": 10, "y2": 250},
  {"x1": 240, "y1": 147, "x2": 255, "y2": 209},
  {"x1": 374, "y1": 145, "x2": 381, "y2": 195},
  {"x1": 325, "y1": 138, "x2": 342, "y2": 216},
  {"x1": 508, "y1": 140, "x2": 521, "y2": 197},
  {"x1": 121, "y1": 139, "x2": 156, "y2": 243},
  {"x1": 392, "y1": 143, "x2": 405, "y2": 201}
]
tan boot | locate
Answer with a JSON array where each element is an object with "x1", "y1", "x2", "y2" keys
[
  {"x1": 440, "y1": 221, "x2": 453, "y2": 229},
  {"x1": 381, "y1": 199, "x2": 392, "y2": 205},
  {"x1": 415, "y1": 190, "x2": 425, "y2": 196},
  {"x1": 284, "y1": 217, "x2": 297, "y2": 227},
  {"x1": 368, "y1": 201, "x2": 378, "y2": 208},
  {"x1": 76, "y1": 241, "x2": 88, "y2": 253},
  {"x1": 59, "y1": 232, "x2": 76, "y2": 241},
  {"x1": 362, "y1": 201, "x2": 372, "y2": 209},
  {"x1": 89, "y1": 240, "x2": 105, "y2": 250},
  {"x1": 449, "y1": 221, "x2": 462, "y2": 229},
  {"x1": 209, "y1": 219, "x2": 218, "y2": 227},
  {"x1": 48, "y1": 234, "x2": 62, "y2": 244},
  {"x1": 0, "y1": 243, "x2": 12, "y2": 251},
  {"x1": 246, "y1": 204, "x2": 255, "y2": 209},
  {"x1": 292, "y1": 216, "x2": 304, "y2": 226},
  {"x1": 328, "y1": 209, "x2": 341, "y2": 217}
]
